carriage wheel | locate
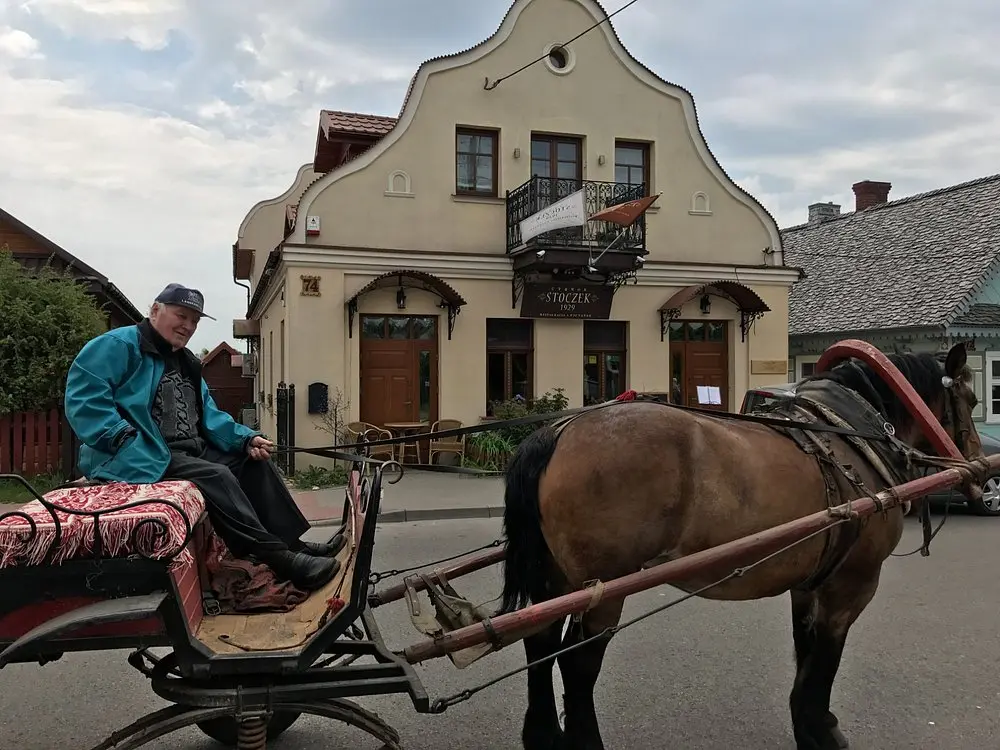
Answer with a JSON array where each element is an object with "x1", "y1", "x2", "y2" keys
[{"x1": 195, "y1": 710, "x2": 301, "y2": 746}]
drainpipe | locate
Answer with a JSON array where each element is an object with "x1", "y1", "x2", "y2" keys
[{"x1": 232, "y1": 242, "x2": 251, "y2": 353}]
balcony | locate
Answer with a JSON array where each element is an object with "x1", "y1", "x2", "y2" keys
[{"x1": 505, "y1": 177, "x2": 648, "y2": 265}]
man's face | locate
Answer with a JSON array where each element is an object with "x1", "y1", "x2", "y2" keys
[{"x1": 150, "y1": 303, "x2": 200, "y2": 349}]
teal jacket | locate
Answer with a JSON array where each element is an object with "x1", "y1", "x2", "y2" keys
[{"x1": 64, "y1": 322, "x2": 260, "y2": 484}]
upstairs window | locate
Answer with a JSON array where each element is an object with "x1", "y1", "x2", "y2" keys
[
  {"x1": 614, "y1": 141, "x2": 650, "y2": 194},
  {"x1": 456, "y1": 127, "x2": 499, "y2": 197}
]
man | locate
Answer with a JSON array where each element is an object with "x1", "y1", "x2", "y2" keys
[{"x1": 63, "y1": 283, "x2": 344, "y2": 592}]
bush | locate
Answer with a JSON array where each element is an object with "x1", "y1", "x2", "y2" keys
[
  {"x1": 468, "y1": 387, "x2": 570, "y2": 471},
  {"x1": 289, "y1": 463, "x2": 349, "y2": 490}
]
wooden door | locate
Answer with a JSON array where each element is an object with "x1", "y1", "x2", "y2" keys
[
  {"x1": 667, "y1": 320, "x2": 729, "y2": 412},
  {"x1": 359, "y1": 314, "x2": 438, "y2": 426}
]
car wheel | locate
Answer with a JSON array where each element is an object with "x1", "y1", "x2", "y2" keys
[{"x1": 967, "y1": 476, "x2": 1000, "y2": 516}]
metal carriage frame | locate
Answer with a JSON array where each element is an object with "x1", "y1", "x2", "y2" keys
[{"x1": 0, "y1": 339, "x2": 995, "y2": 749}]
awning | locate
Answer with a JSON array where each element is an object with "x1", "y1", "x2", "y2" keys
[
  {"x1": 346, "y1": 269, "x2": 467, "y2": 340},
  {"x1": 658, "y1": 281, "x2": 770, "y2": 342}
]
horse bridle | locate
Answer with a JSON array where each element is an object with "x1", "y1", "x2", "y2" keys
[{"x1": 940, "y1": 374, "x2": 971, "y2": 458}]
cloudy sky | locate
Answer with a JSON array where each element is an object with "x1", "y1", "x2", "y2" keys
[{"x1": 2, "y1": 0, "x2": 998, "y2": 352}]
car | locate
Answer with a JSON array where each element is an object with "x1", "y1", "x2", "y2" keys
[{"x1": 740, "y1": 383, "x2": 1000, "y2": 517}]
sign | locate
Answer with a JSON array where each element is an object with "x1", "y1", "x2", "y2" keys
[
  {"x1": 519, "y1": 282, "x2": 614, "y2": 319},
  {"x1": 519, "y1": 189, "x2": 587, "y2": 243},
  {"x1": 751, "y1": 359, "x2": 787, "y2": 375}
]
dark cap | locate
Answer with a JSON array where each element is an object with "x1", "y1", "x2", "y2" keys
[{"x1": 155, "y1": 283, "x2": 216, "y2": 320}]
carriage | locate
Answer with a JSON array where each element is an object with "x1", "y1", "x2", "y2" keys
[{"x1": 0, "y1": 339, "x2": 994, "y2": 750}]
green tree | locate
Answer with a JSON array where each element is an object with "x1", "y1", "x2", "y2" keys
[{"x1": 0, "y1": 247, "x2": 109, "y2": 413}]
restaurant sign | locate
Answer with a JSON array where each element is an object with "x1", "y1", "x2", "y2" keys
[{"x1": 519, "y1": 282, "x2": 614, "y2": 319}]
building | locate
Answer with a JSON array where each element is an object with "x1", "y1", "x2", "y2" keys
[
  {"x1": 783, "y1": 174, "x2": 1000, "y2": 436},
  {"x1": 201, "y1": 342, "x2": 255, "y2": 424},
  {"x1": 232, "y1": 0, "x2": 800, "y2": 451},
  {"x1": 0, "y1": 207, "x2": 142, "y2": 328}
]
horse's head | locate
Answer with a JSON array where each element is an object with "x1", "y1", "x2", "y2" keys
[{"x1": 935, "y1": 343, "x2": 983, "y2": 465}]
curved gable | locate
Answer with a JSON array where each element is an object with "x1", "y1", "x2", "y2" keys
[
  {"x1": 238, "y1": 162, "x2": 317, "y2": 241},
  {"x1": 291, "y1": 0, "x2": 782, "y2": 262}
]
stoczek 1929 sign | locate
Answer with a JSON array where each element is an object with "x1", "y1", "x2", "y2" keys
[{"x1": 519, "y1": 282, "x2": 614, "y2": 319}]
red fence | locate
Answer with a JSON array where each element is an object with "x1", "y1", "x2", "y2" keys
[{"x1": 0, "y1": 408, "x2": 76, "y2": 477}]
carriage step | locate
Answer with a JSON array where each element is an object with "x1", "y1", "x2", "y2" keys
[
  {"x1": 403, "y1": 571, "x2": 497, "y2": 669},
  {"x1": 0, "y1": 592, "x2": 168, "y2": 668}
]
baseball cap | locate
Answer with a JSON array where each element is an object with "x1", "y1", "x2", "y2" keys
[{"x1": 155, "y1": 283, "x2": 216, "y2": 320}]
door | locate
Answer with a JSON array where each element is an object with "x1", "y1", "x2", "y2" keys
[
  {"x1": 359, "y1": 315, "x2": 437, "y2": 426},
  {"x1": 530, "y1": 134, "x2": 583, "y2": 211},
  {"x1": 668, "y1": 320, "x2": 729, "y2": 411}
]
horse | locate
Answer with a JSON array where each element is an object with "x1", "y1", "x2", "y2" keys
[{"x1": 497, "y1": 343, "x2": 983, "y2": 750}]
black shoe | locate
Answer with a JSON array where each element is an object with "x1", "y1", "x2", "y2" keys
[
  {"x1": 261, "y1": 549, "x2": 341, "y2": 590},
  {"x1": 293, "y1": 533, "x2": 346, "y2": 558}
]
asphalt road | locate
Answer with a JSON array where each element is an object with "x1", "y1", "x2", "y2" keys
[{"x1": 1, "y1": 510, "x2": 998, "y2": 750}]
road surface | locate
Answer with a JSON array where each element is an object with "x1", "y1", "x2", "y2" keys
[{"x1": 1, "y1": 512, "x2": 998, "y2": 749}]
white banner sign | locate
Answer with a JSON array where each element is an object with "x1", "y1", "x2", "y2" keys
[{"x1": 518, "y1": 189, "x2": 587, "y2": 243}]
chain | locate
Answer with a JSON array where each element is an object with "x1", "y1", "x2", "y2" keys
[
  {"x1": 368, "y1": 538, "x2": 505, "y2": 585},
  {"x1": 427, "y1": 520, "x2": 849, "y2": 713}
]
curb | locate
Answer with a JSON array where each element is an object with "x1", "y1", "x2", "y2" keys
[{"x1": 310, "y1": 505, "x2": 505, "y2": 526}]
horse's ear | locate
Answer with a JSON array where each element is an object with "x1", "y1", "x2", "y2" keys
[{"x1": 945, "y1": 342, "x2": 967, "y2": 379}]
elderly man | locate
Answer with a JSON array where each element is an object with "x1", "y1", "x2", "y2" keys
[{"x1": 63, "y1": 283, "x2": 344, "y2": 592}]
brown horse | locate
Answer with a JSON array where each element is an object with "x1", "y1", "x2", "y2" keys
[{"x1": 498, "y1": 343, "x2": 982, "y2": 750}]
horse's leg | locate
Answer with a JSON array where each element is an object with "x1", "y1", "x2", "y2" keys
[
  {"x1": 556, "y1": 599, "x2": 624, "y2": 750},
  {"x1": 789, "y1": 573, "x2": 881, "y2": 750},
  {"x1": 521, "y1": 616, "x2": 568, "y2": 750}
]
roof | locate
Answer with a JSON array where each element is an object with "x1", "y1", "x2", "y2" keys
[
  {"x1": 319, "y1": 110, "x2": 397, "y2": 137},
  {"x1": 201, "y1": 341, "x2": 242, "y2": 366},
  {"x1": 782, "y1": 173, "x2": 1000, "y2": 337},
  {"x1": 0, "y1": 206, "x2": 143, "y2": 323}
]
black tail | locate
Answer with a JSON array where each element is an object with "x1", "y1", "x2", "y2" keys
[{"x1": 497, "y1": 424, "x2": 560, "y2": 615}]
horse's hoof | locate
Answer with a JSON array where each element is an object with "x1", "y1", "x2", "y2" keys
[
  {"x1": 794, "y1": 714, "x2": 849, "y2": 750},
  {"x1": 522, "y1": 725, "x2": 563, "y2": 750}
]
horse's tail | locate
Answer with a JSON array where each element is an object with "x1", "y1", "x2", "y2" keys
[{"x1": 497, "y1": 424, "x2": 560, "y2": 615}]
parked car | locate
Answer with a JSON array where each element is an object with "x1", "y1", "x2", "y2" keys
[{"x1": 739, "y1": 384, "x2": 1000, "y2": 517}]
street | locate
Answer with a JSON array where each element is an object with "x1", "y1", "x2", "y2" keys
[{"x1": 1, "y1": 511, "x2": 998, "y2": 749}]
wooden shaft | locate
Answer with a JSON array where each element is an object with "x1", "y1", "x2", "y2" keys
[
  {"x1": 402, "y1": 457, "x2": 998, "y2": 665},
  {"x1": 368, "y1": 547, "x2": 506, "y2": 607}
]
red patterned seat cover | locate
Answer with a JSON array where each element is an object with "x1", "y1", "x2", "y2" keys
[{"x1": 0, "y1": 481, "x2": 206, "y2": 570}]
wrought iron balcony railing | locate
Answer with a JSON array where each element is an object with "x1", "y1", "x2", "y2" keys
[{"x1": 505, "y1": 176, "x2": 647, "y2": 254}]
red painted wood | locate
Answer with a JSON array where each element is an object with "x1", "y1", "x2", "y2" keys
[
  {"x1": 0, "y1": 414, "x2": 10, "y2": 473},
  {"x1": 46, "y1": 409, "x2": 59, "y2": 474},
  {"x1": 0, "y1": 596, "x2": 166, "y2": 641},
  {"x1": 12, "y1": 413, "x2": 23, "y2": 475}
]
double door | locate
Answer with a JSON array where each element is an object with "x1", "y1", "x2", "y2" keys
[{"x1": 359, "y1": 315, "x2": 437, "y2": 426}]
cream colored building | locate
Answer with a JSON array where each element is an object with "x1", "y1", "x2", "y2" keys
[{"x1": 232, "y1": 0, "x2": 801, "y2": 453}]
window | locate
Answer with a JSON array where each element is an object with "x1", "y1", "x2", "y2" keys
[
  {"x1": 795, "y1": 355, "x2": 820, "y2": 381},
  {"x1": 456, "y1": 127, "x2": 498, "y2": 196},
  {"x1": 486, "y1": 319, "x2": 533, "y2": 415},
  {"x1": 986, "y1": 353, "x2": 1000, "y2": 423},
  {"x1": 584, "y1": 321, "x2": 627, "y2": 405},
  {"x1": 614, "y1": 141, "x2": 650, "y2": 193}
]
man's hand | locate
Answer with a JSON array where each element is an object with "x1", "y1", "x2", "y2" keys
[{"x1": 247, "y1": 435, "x2": 274, "y2": 461}]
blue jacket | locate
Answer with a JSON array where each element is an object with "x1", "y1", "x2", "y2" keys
[{"x1": 64, "y1": 322, "x2": 260, "y2": 484}]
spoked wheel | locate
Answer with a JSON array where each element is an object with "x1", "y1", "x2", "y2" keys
[{"x1": 195, "y1": 711, "x2": 301, "y2": 746}]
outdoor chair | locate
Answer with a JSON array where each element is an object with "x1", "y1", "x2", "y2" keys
[
  {"x1": 427, "y1": 419, "x2": 466, "y2": 466},
  {"x1": 345, "y1": 421, "x2": 395, "y2": 462}
]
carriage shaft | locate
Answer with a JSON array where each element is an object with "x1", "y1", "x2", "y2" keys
[
  {"x1": 369, "y1": 547, "x2": 507, "y2": 607},
  {"x1": 402, "y1": 457, "x2": 999, "y2": 664}
]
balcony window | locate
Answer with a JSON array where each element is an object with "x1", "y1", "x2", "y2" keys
[
  {"x1": 584, "y1": 321, "x2": 627, "y2": 405},
  {"x1": 456, "y1": 127, "x2": 498, "y2": 197},
  {"x1": 614, "y1": 141, "x2": 650, "y2": 195},
  {"x1": 486, "y1": 318, "x2": 533, "y2": 415}
]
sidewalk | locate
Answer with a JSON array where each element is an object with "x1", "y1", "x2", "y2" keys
[{"x1": 292, "y1": 471, "x2": 506, "y2": 525}]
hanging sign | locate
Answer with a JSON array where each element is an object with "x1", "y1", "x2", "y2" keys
[{"x1": 519, "y1": 282, "x2": 614, "y2": 319}]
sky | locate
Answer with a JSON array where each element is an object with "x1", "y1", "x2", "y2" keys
[{"x1": 2, "y1": 0, "x2": 999, "y2": 353}]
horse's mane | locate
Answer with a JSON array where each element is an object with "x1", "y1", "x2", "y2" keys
[{"x1": 800, "y1": 352, "x2": 953, "y2": 428}]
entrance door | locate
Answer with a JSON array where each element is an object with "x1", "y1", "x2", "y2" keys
[
  {"x1": 668, "y1": 320, "x2": 729, "y2": 411},
  {"x1": 359, "y1": 315, "x2": 437, "y2": 426}
]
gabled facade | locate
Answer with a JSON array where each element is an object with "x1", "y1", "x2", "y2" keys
[
  {"x1": 783, "y1": 174, "x2": 1000, "y2": 434},
  {"x1": 0, "y1": 207, "x2": 142, "y2": 328},
  {"x1": 233, "y1": 0, "x2": 799, "y2": 448}
]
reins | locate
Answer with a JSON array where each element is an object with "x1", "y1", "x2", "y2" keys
[{"x1": 270, "y1": 396, "x2": 895, "y2": 460}]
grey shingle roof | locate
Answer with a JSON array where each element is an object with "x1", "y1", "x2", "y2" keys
[
  {"x1": 951, "y1": 303, "x2": 1000, "y2": 328},
  {"x1": 782, "y1": 174, "x2": 1000, "y2": 336}
]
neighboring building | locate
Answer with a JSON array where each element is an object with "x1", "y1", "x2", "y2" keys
[
  {"x1": 201, "y1": 342, "x2": 255, "y2": 423},
  {"x1": 232, "y1": 0, "x2": 800, "y2": 449},
  {"x1": 783, "y1": 174, "x2": 1000, "y2": 436},
  {"x1": 0, "y1": 207, "x2": 142, "y2": 328}
]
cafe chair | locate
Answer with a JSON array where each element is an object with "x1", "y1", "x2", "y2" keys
[{"x1": 428, "y1": 419, "x2": 466, "y2": 466}]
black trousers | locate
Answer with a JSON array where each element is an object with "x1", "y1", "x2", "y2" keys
[{"x1": 164, "y1": 442, "x2": 310, "y2": 558}]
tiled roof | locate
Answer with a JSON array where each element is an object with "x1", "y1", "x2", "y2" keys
[
  {"x1": 951, "y1": 303, "x2": 1000, "y2": 328},
  {"x1": 320, "y1": 109, "x2": 397, "y2": 137},
  {"x1": 783, "y1": 174, "x2": 1000, "y2": 336}
]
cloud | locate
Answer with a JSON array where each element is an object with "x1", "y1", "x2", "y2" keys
[{"x1": 0, "y1": 0, "x2": 998, "y2": 353}]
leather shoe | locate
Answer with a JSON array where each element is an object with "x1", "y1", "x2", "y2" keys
[
  {"x1": 293, "y1": 533, "x2": 346, "y2": 558},
  {"x1": 261, "y1": 549, "x2": 341, "y2": 590}
]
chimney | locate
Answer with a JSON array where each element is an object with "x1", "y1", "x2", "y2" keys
[
  {"x1": 808, "y1": 201, "x2": 841, "y2": 225},
  {"x1": 852, "y1": 180, "x2": 891, "y2": 211}
]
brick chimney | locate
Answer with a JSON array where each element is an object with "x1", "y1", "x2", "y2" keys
[{"x1": 852, "y1": 180, "x2": 891, "y2": 211}]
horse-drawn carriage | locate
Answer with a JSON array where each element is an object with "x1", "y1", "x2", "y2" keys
[{"x1": 0, "y1": 339, "x2": 994, "y2": 750}]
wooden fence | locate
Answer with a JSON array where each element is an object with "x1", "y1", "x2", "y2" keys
[{"x1": 0, "y1": 408, "x2": 78, "y2": 478}]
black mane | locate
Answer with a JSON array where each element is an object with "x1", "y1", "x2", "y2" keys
[{"x1": 800, "y1": 352, "x2": 946, "y2": 426}]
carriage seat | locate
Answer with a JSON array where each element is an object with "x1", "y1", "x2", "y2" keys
[{"x1": 0, "y1": 479, "x2": 207, "y2": 571}]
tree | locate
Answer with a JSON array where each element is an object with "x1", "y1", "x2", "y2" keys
[{"x1": 0, "y1": 247, "x2": 109, "y2": 413}]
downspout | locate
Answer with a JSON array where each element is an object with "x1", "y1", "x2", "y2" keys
[{"x1": 232, "y1": 242, "x2": 251, "y2": 353}]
